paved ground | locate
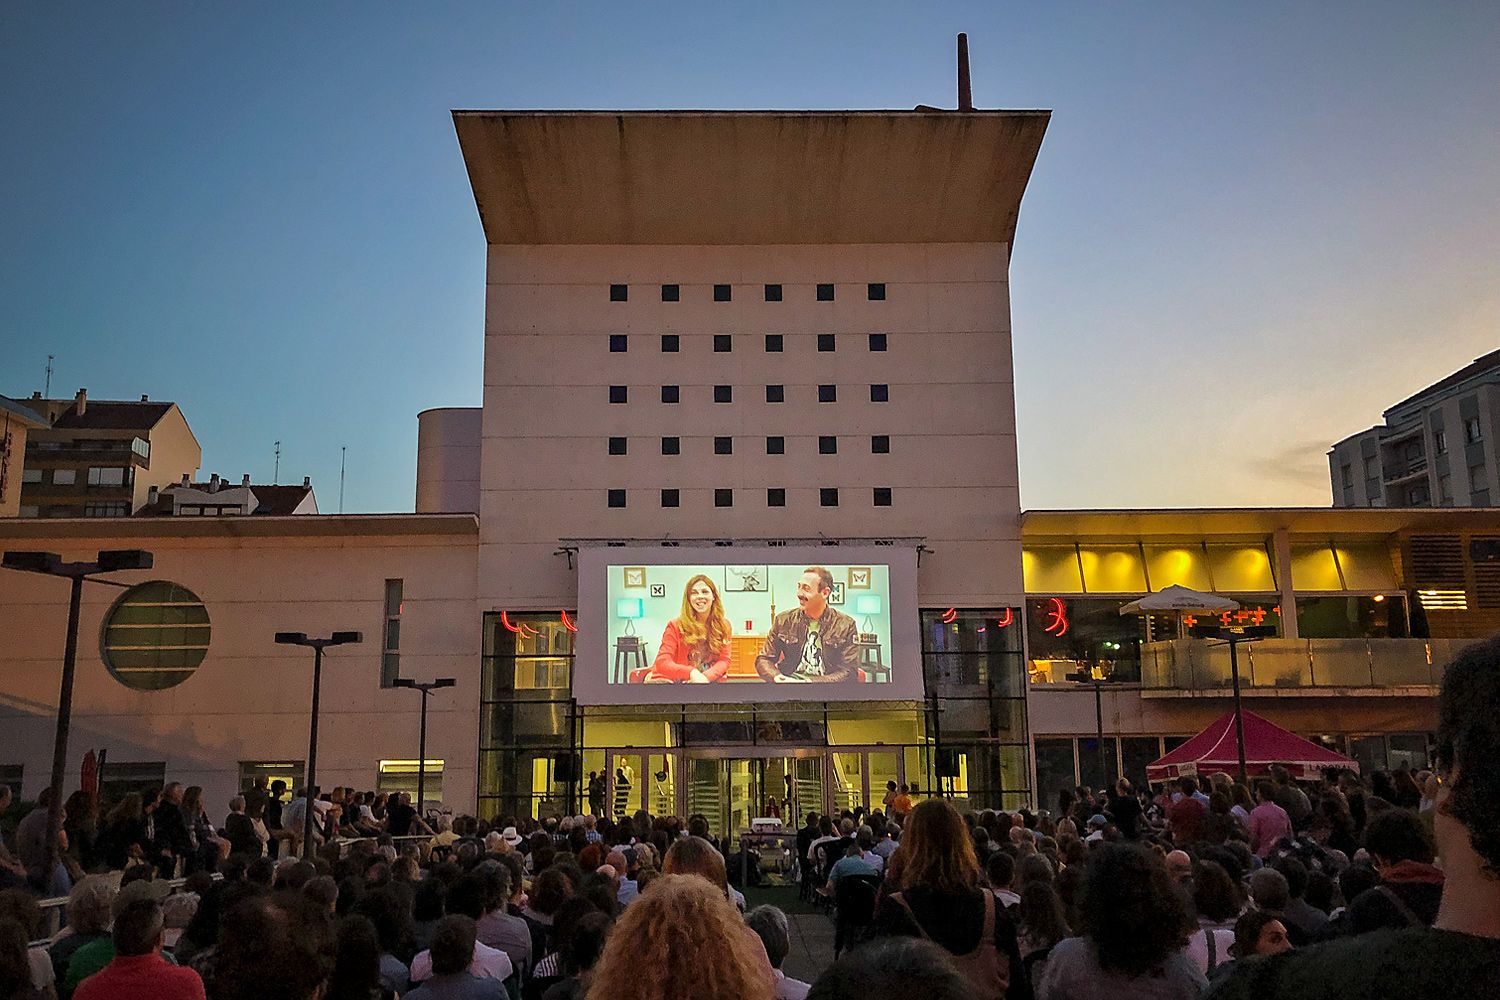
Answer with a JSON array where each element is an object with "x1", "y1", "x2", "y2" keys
[{"x1": 742, "y1": 886, "x2": 838, "y2": 984}]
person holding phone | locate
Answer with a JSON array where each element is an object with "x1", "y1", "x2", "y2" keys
[{"x1": 644, "y1": 574, "x2": 733, "y2": 683}]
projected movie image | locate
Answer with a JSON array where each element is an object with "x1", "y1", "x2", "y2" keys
[{"x1": 606, "y1": 564, "x2": 893, "y2": 686}]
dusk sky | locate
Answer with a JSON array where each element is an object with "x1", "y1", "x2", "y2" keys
[{"x1": 3, "y1": 2, "x2": 1497, "y2": 513}]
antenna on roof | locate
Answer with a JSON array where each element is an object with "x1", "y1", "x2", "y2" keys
[
  {"x1": 339, "y1": 446, "x2": 347, "y2": 514},
  {"x1": 957, "y1": 33, "x2": 973, "y2": 111},
  {"x1": 273, "y1": 440, "x2": 281, "y2": 484},
  {"x1": 44, "y1": 355, "x2": 53, "y2": 397}
]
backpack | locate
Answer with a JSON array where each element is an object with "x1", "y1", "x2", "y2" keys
[{"x1": 890, "y1": 889, "x2": 1010, "y2": 1000}]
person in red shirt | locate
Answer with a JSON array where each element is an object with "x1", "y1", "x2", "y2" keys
[
  {"x1": 1167, "y1": 776, "x2": 1209, "y2": 846},
  {"x1": 75, "y1": 897, "x2": 204, "y2": 1000},
  {"x1": 644, "y1": 575, "x2": 733, "y2": 683}
]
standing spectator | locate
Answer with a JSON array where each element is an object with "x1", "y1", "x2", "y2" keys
[
  {"x1": 1107, "y1": 780, "x2": 1142, "y2": 840},
  {"x1": 1271, "y1": 859, "x2": 1328, "y2": 941},
  {"x1": 474, "y1": 864, "x2": 530, "y2": 979},
  {"x1": 404, "y1": 916, "x2": 503, "y2": 1000},
  {"x1": 1228, "y1": 911, "x2": 1292, "y2": 961},
  {"x1": 1184, "y1": 861, "x2": 1239, "y2": 978},
  {"x1": 1166, "y1": 778, "x2": 1207, "y2": 846},
  {"x1": 180, "y1": 788, "x2": 228, "y2": 873},
  {"x1": 14, "y1": 789, "x2": 71, "y2": 896},
  {"x1": 264, "y1": 781, "x2": 288, "y2": 859},
  {"x1": 1346, "y1": 809, "x2": 1444, "y2": 932},
  {"x1": 588, "y1": 874, "x2": 772, "y2": 1000},
  {"x1": 1247, "y1": 781, "x2": 1292, "y2": 859},
  {"x1": 747, "y1": 906, "x2": 810, "y2": 1000},
  {"x1": 1269, "y1": 767, "x2": 1312, "y2": 831},
  {"x1": 872, "y1": 799, "x2": 1027, "y2": 1000},
  {"x1": 73, "y1": 898, "x2": 204, "y2": 1000},
  {"x1": 1205, "y1": 637, "x2": 1500, "y2": 999},
  {"x1": 1036, "y1": 843, "x2": 1205, "y2": 1000},
  {"x1": 63, "y1": 792, "x2": 100, "y2": 874},
  {"x1": 152, "y1": 785, "x2": 192, "y2": 877}
]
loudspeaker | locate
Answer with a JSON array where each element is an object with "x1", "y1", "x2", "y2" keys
[
  {"x1": 936, "y1": 748, "x2": 962, "y2": 777},
  {"x1": 553, "y1": 752, "x2": 580, "y2": 783}
]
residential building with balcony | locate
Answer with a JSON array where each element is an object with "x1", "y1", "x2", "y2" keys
[
  {"x1": 15, "y1": 389, "x2": 201, "y2": 518},
  {"x1": 1021, "y1": 506, "x2": 1500, "y2": 805},
  {"x1": 0, "y1": 396, "x2": 49, "y2": 518},
  {"x1": 1330, "y1": 348, "x2": 1500, "y2": 508}
]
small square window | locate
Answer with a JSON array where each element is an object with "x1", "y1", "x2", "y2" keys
[
  {"x1": 661, "y1": 334, "x2": 679, "y2": 353},
  {"x1": 871, "y1": 435, "x2": 890, "y2": 454},
  {"x1": 766, "y1": 385, "x2": 785, "y2": 403},
  {"x1": 715, "y1": 488, "x2": 733, "y2": 508},
  {"x1": 661, "y1": 284, "x2": 679, "y2": 302},
  {"x1": 609, "y1": 334, "x2": 628, "y2": 353},
  {"x1": 873, "y1": 487, "x2": 892, "y2": 506},
  {"x1": 868, "y1": 333, "x2": 888, "y2": 352},
  {"x1": 817, "y1": 333, "x2": 836, "y2": 352},
  {"x1": 818, "y1": 385, "x2": 837, "y2": 403},
  {"x1": 609, "y1": 385, "x2": 628, "y2": 404},
  {"x1": 714, "y1": 334, "x2": 732, "y2": 353},
  {"x1": 662, "y1": 437, "x2": 680, "y2": 455},
  {"x1": 820, "y1": 488, "x2": 839, "y2": 507},
  {"x1": 608, "y1": 489, "x2": 626, "y2": 508},
  {"x1": 714, "y1": 284, "x2": 732, "y2": 302},
  {"x1": 870, "y1": 384, "x2": 889, "y2": 402},
  {"x1": 868, "y1": 283, "x2": 886, "y2": 301},
  {"x1": 714, "y1": 436, "x2": 733, "y2": 455},
  {"x1": 765, "y1": 334, "x2": 783, "y2": 352},
  {"x1": 767, "y1": 488, "x2": 786, "y2": 507},
  {"x1": 766, "y1": 436, "x2": 785, "y2": 455},
  {"x1": 608, "y1": 437, "x2": 627, "y2": 455},
  {"x1": 609, "y1": 284, "x2": 628, "y2": 302},
  {"x1": 661, "y1": 489, "x2": 679, "y2": 508},
  {"x1": 764, "y1": 284, "x2": 782, "y2": 302},
  {"x1": 714, "y1": 385, "x2": 732, "y2": 403},
  {"x1": 662, "y1": 385, "x2": 679, "y2": 403},
  {"x1": 819, "y1": 436, "x2": 837, "y2": 454},
  {"x1": 816, "y1": 283, "x2": 835, "y2": 301}
]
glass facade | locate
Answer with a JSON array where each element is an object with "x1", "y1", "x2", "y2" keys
[{"x1": 477, "y1": 607, "x2": 1030, "y2": 821}]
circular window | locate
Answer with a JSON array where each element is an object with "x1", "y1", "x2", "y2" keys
[{"x1": 101, "y1": 581, "x2": 211, "y2": 690}]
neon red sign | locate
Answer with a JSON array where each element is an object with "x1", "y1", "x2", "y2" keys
[{"x1": 1042, "y1": 598, "x2": 1069, "y2": 637}]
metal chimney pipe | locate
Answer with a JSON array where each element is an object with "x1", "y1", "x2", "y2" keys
[{"x1": 958, "y1": 33, "x2": 972, "y2": 111}]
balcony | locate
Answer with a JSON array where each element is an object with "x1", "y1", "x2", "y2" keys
[
  {"x1": 1137, "y1": 638, "x2": 1462, "y2": 697},
  {"x1": 1382, "y1": 460, "x2": 1428, "y2": 485}
]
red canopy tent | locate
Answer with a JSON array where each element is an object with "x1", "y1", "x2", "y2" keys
[{"x1": 1146, "y1": 709, "x2": 1359, "y2": 783}]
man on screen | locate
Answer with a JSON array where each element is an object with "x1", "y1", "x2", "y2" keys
[{"x1": 755, "y1": 567, "x2": 862, "y2": 683}]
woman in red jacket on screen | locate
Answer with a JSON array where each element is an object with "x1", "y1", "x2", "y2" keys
[{"x1": 645, "y1": 574, "x2": 733, "y2": 682}]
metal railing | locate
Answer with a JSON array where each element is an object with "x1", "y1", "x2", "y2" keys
[{"x1": 1138, "y1": 638, "x2": 1465, "y2": 692}]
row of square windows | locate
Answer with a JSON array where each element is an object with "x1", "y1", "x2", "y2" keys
[
  {"x1": 609, "y1": 487, "x2": 892, "y2": 508},
  {"x1": 610, "y1": 435, "x2": 891, "y2": 455},
  {"x1": 610, "y1": 283, "x2": 885, "y2": 302},
  {"x1": 611, "y1": 333, "x2": 887, "y2": 353},
  {"x1": 611, "y1": 384, "x2": 891, "y2": 403}
]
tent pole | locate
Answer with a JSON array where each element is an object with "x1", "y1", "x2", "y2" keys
[{"x1": 1229, "y1": 638, "x2": 1248, "y2": 784}]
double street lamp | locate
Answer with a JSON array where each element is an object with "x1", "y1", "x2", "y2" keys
[
  {"x1": 391, "y1": 677, "x2": 455, "y2": 817},
  {"x1": 2, "y1": 548, "x2": 153, "y2": 885},
  {"x1": 274, "y1": 630, "x2": 362, "y2": 856}
]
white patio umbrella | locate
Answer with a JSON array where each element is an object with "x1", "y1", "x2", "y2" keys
[{"x1": 1118, "y1": 584, "x2": 1240, "y2": 616}]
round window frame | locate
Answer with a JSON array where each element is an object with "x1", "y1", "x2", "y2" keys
[{"x1": 99, "y1": 579, "x2": 211, "y2": 691}]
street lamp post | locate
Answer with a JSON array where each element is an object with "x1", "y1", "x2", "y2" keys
[
  {"x1": 1067, "y1": 669, "x2": 1110, "y2": 792},
  {"x1": 391, "y1": 677, "x2": 455, "y2": 816},
  {"x1": 274, "y1": 631, "x2": 362, "y2": 856},
  {"x1": 2, "y1": 548, "x2": 152, "y2": 887},
  {"x1": 1202, "y1": 625, "x2": 1276, "y2": 785}
]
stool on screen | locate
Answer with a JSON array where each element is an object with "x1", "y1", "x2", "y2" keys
[{"x1": 614, "y1": 635, "x2": 648, "y2": 683}]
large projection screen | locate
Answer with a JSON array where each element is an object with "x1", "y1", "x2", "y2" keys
[{"x1": 575, "y1": 546, "x2": 921, "y2": 705}]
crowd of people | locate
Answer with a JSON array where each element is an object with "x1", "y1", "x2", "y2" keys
[{"x1": 1, "y1": 636, "x2": 1497, "y2": 1000}]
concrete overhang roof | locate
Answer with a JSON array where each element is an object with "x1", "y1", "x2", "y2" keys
[
  {"x1": 453, "y1": 110, "x2": 1050, "y2": 246},
  {"x1": 1021, "y1": 506, "x2": 1500, "y2": 542}
]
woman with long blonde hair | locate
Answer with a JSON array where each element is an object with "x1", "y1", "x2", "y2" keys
[
  {"x1": 645, "y1": 574, "x2": 733, "y2": 682},
  {"x1": 586, "y1": 874, "x2": 773, "y2": 1000}
]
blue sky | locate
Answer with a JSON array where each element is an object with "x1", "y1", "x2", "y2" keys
[{"x1": 3, "y1": 2, "x2": 1497, "y2": 512}]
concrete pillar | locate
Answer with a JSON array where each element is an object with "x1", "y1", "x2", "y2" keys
[{"x1": 1273, "y1": 528, "x2": 1299, "y2": 639}]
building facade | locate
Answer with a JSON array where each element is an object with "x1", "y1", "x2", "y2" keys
[
  {"x1": 1330, "y1": 348, "x2": 1500, "y2": 508},
  {"x1": 16, "y1": 390, "x2": 202, "y2": 519}
]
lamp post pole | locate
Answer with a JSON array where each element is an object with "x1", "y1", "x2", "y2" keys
[
  {"x1": 3, "y1": 549, "x2": 153, "y2": 887},
  {"x1": 1228, "y1": 638, "x2": 1249, "y2": 785},
  {"x1": 275, "y1": 631, "x2": 363, "y2": 857},
  {"x1": 392, "y1": 678, "x2": 455, "y2": 817}
]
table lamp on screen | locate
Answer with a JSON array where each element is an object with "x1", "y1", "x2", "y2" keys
[
  {"x1": 854, "y1": 594, "x2": 883, "y2": 634},
  {"x1": 616, "y1": 597, "x2": 645, "y2": 635}
]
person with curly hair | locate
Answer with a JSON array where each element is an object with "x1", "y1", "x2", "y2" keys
[
  {"x1": 1035, "y1": 842, "x2": 1204, "y2": 999},
  {"x1": 584, "y1": 874, "x2": 772, "y2": 1000},
  {"x1": 1205, "y1": 636, "x2": 1500, "y2": 999}
]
